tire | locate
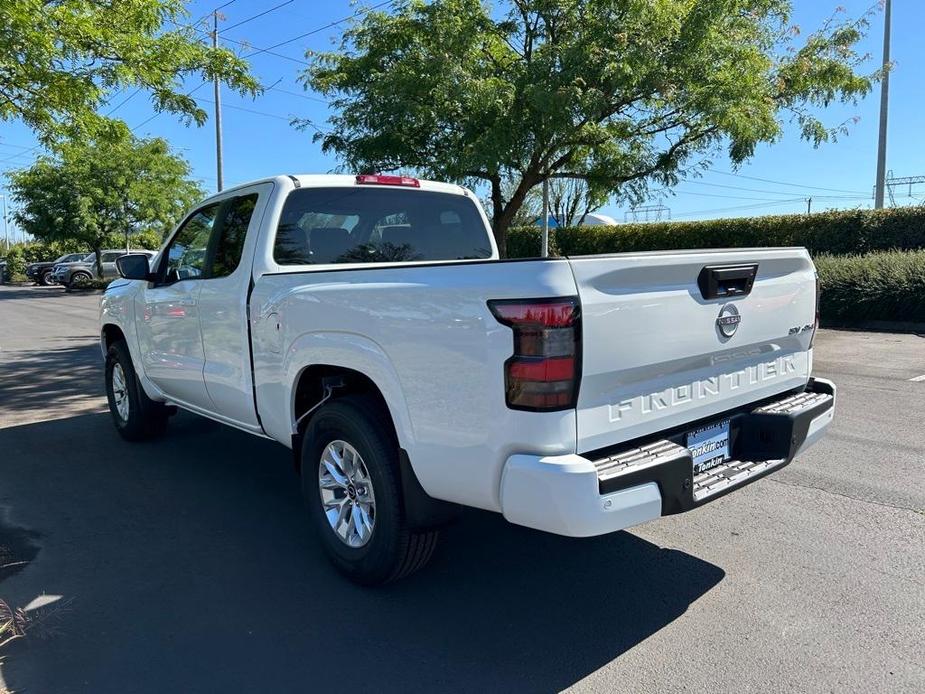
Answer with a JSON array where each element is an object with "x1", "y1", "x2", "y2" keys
[
  {"x1": 302, "y1": 395, "x2": 439, "y2": 585},
  {"x1": 39, "y1": 271, "x2": 53, "y2": 286},
  {"x1": 68, "y1": 271, "x2": 92, "y2": 290},
  {"x1": 105, "y1": 340, "x2": 170, "y2": 441}
]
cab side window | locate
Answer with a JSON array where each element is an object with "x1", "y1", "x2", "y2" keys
[
  {"x1": 209, "y1": 194, "x2": 258, "y2": 279},
  {"x1": 163, "y1": 204, "x2": 220, "y2": 282}
]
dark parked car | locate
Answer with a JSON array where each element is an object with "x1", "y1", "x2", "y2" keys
[
  {"x1": 0, "y1": 258, "x2": 7, "y2": 284},
  {"x1": 55, "y1": 249, "x2": 157, "y2": 289},
  {"x1": 26, "y1": 252, "x2": 91, "y2": 285}
]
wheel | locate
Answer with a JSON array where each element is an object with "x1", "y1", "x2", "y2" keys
[
  {"x1": 39, "y1": 271, "x2": 54, "y2": 286},
  {"x1": 68, "y1": 271, "x2": 92, "y2": 290},
  {"x1": 105, "y1": 340, "x2": 170, "y2": 441},
  {"x1": 302, "y1": 396, "x2": 440, "y2": 585}
]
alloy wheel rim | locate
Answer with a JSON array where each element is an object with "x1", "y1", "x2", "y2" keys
[
  {"x1": 318, "y1": 440, "x2": 376, "y2": 548},
  {"x1": 111, "y1": 363, "x2": 130, "y2": 422}
]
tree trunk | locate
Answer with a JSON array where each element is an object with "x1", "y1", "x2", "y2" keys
[
  {"x1": 489, "y1": 175, "x2": 505, "y2": 257},
  {"x1": 92, "y1": 247, "x2": 103, "y2": 278},
  {"x1": 491, "y1": 175, "x2": 535, "y2": 258}
]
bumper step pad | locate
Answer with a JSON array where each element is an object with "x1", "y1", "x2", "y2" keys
[
  {"x1": 692, "y1": 458, "x2": 785, "y2": 502},
  {"x1": 753, "y1": 390, "x2": 832, "y2": 415},
  {"x1": 592, "y1": 440, "x2": 688, "y2": 485}
]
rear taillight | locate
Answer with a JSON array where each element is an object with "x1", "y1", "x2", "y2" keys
[{"x1": 488, "y1": 298, "x2": 581, "y2": 411}]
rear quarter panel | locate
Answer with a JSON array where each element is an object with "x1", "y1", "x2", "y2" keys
[{"x1": 250, "y1": 259, "x2": 579, "y2": 512}]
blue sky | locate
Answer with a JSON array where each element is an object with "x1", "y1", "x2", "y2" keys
[{"x1": 1, "y1": 0, "x2": 922, "y2": 239}]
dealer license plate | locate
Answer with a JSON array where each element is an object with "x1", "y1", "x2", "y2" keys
[{"x1": 686, "y1": 419, "x2": 731, "y2": 474}]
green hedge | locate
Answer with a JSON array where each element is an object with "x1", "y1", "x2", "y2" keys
[
  {"x1": 816, "y1": 251, "x2": 925, "y2": 325},
  {"x1": 507, "y1": 205, "x2": 925, "y2": 258},
  {"x1": 506, "y1": 207, "x2": 925, "y2": 327}
]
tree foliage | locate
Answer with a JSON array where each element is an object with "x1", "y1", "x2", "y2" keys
[
  {"x1": 304, "y1": 0, "x2": 878, "y2": 254},
  {"x1": 0, "y1": 0, "x2": 259, "y2": 140},
  {"x1": 9, "y1": 125, "x2": 202, "y2": 272}
]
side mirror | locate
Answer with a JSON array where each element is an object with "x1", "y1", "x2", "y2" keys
[{"x1": 116, "y1": 253, "x2": 153, "y2": 281}]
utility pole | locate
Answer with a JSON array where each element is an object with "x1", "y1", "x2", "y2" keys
[
  {"x1": 212, "y1": 11, "x2": 224, "y2": 192},
  {"x1": 874, "y1": 0, "x2": 892, "y2": 209},
  {"x1": 1, "y1": 195, "x2": 8, "y2": 252},
  {"x1": 806, "y1": 197, "x2": 812, "y2": 215},
  {"x1": 541, "y1": 177, "x2": 549, "y2": 257}
]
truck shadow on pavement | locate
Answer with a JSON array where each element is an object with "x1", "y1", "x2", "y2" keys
[
  {"x1": 0, "y1": 410, "x2": 724, "y2": 693},
  {"x1": 0, "y1": 343, "x2": 102, "y2": 417}
]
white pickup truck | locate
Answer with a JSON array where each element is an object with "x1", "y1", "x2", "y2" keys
[{"x1": 100, "y1": 174, "x2": 835, "y2": 584}]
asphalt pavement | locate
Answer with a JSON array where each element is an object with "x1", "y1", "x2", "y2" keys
[{"x1": 0, "y1": 284, "x2": 922, "y2": 693}]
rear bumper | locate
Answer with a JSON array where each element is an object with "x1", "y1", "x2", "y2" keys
[{"x1": 499, "y1": 377, "x2": 835, "y2": 537}]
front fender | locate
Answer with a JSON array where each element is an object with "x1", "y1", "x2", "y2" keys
[{"x1": 100, "y1": 281, "x2": 166, "y2": 402}]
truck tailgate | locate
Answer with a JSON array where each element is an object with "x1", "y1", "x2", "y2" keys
[{"x1": 569, "y1": 248, "x2": 817, "y2": 454}]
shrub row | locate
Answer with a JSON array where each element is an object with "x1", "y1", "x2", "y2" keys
[
  {"x1": 815, "y1": 250, "x2": 925, "y2": 326},
  {"x1": 507, "y1": 205, "x2": 925, "y2": 258},
  {"x1": 506, "y1": 207, "x2": 925, "y2": 327}
]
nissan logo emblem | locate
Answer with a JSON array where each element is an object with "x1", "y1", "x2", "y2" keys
[{"x1": 716, "y1": 304, "x2": 741, "y2": 338}]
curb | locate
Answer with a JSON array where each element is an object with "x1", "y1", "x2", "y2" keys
[{"x1": 821, "y1": 320, "x2": 925, "y2": 335}]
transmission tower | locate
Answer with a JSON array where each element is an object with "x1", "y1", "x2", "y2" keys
[
  {"x1": 884, "y1": 171, "x2": 925, "y2": 207},
  {"x1": 625, "y1": 203, "x2": 671, "y2": 222}
]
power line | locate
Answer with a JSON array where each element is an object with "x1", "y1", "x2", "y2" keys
[
  {"x1": 707, "y1": 170, "x2": 869, "y2": 196},
  {"x1": 105, "y1": 88, "x2": 143, "y2": 116},
  {"x1": 657, "y1": 189, "x2": 787, "y2": 202},
  {"x1": 172, "y1": 19, "x2": 311, "y2": 66},
  {"x1": 221, "y1": 34, "x2": 310, "y2": 65},
  {"x1": 131, "y1": 81, "x2": 208, "y2": 132},
  {"x1": 675, "y1": 179, "x2": 859, "y2": 198},
  {"x1": 193, "y1": 95, "x2": 329, "y2": 135},
  {"x1": 0, "y1": 151, "x2": 37, "y2": 163},
  {"x1": 222, "y1": 0, "x2": 294, "y2": 33},
  {"x1": 244, "y1": 0, "x2": 391, "y2": 56},
  {"x1": 190, "y1": 0, "x2": 239, "y2": 28},
  {"x1": 0, "y1": 142, "x2": 39, "y2": 151},
  {"x1": 0, "y1": 145, "x2": 42, "y2": 167},
  {"x1": 194, "y1": 95, "x2": 290, "y2": 122},
  {"x1": 266, "y1": 84, "x2": 328, "y2": 104},
  {"x1": 670, "y1": 198, "x2": 804, "y2": 219},
  {"x1": 177, "y1": 1, "x2": 393, "y2": 66}
]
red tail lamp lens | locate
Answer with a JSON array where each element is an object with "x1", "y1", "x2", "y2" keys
[{"x1": 488, "y1": 298, "x2": 581, "y2": 411}]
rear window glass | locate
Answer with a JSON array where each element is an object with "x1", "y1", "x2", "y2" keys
[{"x1": 273, "y1": 187, "x2": 492, "y2": 265}]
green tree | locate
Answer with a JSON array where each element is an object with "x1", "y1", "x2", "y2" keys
[
  {"x1": 1, "y1": 0, "x2": 259, "y2": 140},
  {"x1": 304, "y1": 0, "x2": 878, "y2": 255},
  {"x1": 9, "y1": 125, "x2": 203, "y2": 273}
]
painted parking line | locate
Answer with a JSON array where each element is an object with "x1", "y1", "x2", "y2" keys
[{"x1": 909, "y1": 374, "x2": 925, "y2": 382}]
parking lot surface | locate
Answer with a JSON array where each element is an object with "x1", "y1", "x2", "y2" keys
[{"x1": 0, "y1": 284, "x2": 922, "y2": 693}]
